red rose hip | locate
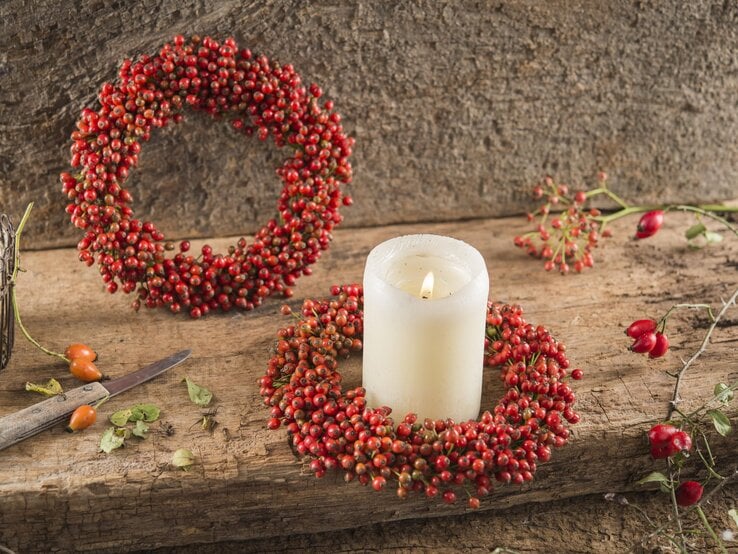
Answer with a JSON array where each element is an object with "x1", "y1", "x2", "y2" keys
[
  {"x1": 675, "y1": 481, "x2": 703, "y2": 506},
  {"x1": 648, "y1": 423, "x2": 677, "y2": 447},
  {"x1": 635, "y1": 210, "x2": 664, "y2": 239},
  {"x1": 626, "y1": 319, "x2": 657, "y2": 339},
  {"x1": 648, "y1": 333, "x2": 669, "y2": 358},
  {"x1": 631, "y1": 332, "x2": 658, "y2": 353}
]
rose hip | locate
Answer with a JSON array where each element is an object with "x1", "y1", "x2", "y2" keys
[
  {"x1": 626, "y1": 319, "x2": 657, "y2": 339},
  {"x1": 630, "y1": 332, "x2": 657, "y2": 353},
  {"x1": 635, "y1": 210, "x2": 664, "y2": 239},
  {"x1": 648, "y1": 333, "x2": 669, "y2": 358},
  {"x1": 675, "y1": 481, "x2": 703, "y2": 506}
]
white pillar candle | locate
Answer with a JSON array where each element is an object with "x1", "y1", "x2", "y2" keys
[{"x1": 362, "y1": 234, "x2": 489, "y2": 422}]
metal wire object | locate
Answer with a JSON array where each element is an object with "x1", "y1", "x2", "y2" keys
[{"x1": 0, "y1": 213, "x2": 15, "y2": 370}]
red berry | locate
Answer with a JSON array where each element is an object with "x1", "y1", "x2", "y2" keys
[
  {"x1": 626, "y1": 319, "x2": 657, "y2": 339},
  {"x1": 635, "y1": 210, "x2": 664, "y2": 239},
  {"x1": 669, "y1": 430, "x2": 692, "y2": 454},
  {"x1": 648, "y1": 333, "x2": 669, "y2": 359},
  {"x1": 648, "y1": 423, "x2": 677, "y2": 448},
  {"x1": 650, "y1": 444, "x2": 673, "y2": 459},
  {"x1": 675, "y1": 481, "x2": 703, "y2": 506},
  {"x1": 631, "y1": 332, "x2": 657, "y2": 353},
  {"x1": 571, "y1": 369, "x2": 583, "y2": 380},
  {"x1": 372, "y1": 475, "x2": 386, "y2": 491}
]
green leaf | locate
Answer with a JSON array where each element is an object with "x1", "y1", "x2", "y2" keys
[
  {"x1": 131, "y1": 420, "x2": 149, "y2": 438},
  {"x1": 636, "y1": 471, "x2": 670, "y2": 486},
  {"x1": 114, "y1": 427, "x2": 131, "y2": 439},
  {"x1": 729, "y1": 508, "x2": 738, "y2": 529},
  {"x1": 705, "y1": 231, "x2": 723, "y2": 244},
  {"x1": 25, "y1": 378, "x2": 64, "y2": 397},
  {"x1": 172, "y1": 448, "x2": 195, "y2": 470},
  {"x1": 714, "y1": 383, "x2": 734, "y2": 403},
  {"x1": 130, "y1": 403, "x2": 160, "y2": 422},
  {"x1": 110, "y1": 409, "x2": 133, "y2": 427},
  {"x1": 707, "y1": 409, "x2": 732, "y2": 436},
  {"x1": 685, "y1": 222, "x2": 707, "y2": 240},
  {"x1": 100, "y1": 427, "x2": 125, "y2": 453},
  {"x1": 183, "y1": 377, "x2": 213, "y2": 407}
]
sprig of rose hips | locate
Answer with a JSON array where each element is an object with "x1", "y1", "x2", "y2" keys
[
  {"x1": 633, "y1": 289, "x2": 738, "y2": 552},
  {"x1": 625, "y1": 302, "x2": 715, "y2": 360},
  {"x1": 10, "y1": 204, "x2": 103, "y2": 386},
  {"x1": 514, "y1": 174, "x2": 738, "y2": 274}
]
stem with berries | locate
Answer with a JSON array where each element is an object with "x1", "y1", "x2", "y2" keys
[
  {"x1": 514, "y1": 174, "x2": 738, "y2": 274},
  {"x1": 10, "y1": 203, "x2": 70, "y2": 363},
  {"x1": 633, "y1": 289, "x2": 738, "y2": 552}
]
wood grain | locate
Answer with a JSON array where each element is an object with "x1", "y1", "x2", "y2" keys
[
  {"x1": 3, "y1": 0, "x2": 738, "y2": 249},
  {"x1": 0, "y1": 213, "x2": 736, "y2": 552}
]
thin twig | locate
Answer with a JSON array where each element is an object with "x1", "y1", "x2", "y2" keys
[
  {"x1": 9, "y1": 203, "x2": 69, "y2": 363},
  {"x1": 666, "y1": 288, "x2": 738, "y2": 420},
  {"x1": 696, "y1": 505, "x2": 727, "y2": 553},
  {"x1": 667, "y1": 458, "x2": 687, "y2": 552}
]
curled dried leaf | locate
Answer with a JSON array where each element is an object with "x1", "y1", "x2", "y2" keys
[{"x1": 25, "y1": 378, "x2": 63, "y2": 397}]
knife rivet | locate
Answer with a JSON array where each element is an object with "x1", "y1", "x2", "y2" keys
[
  {"x1": 57, "y1": 395, "x2": 65, "y2": 402},
  {"x1": 83, "y1": 385, "x2": 93, "y2": 391},
  {"x1": 32, "y1": 408, "x2": 41, "y2": 414}
]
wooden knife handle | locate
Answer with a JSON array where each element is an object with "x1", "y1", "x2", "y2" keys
[{"x1": 0, "y1": 381, "x2": 109, "y2": 451}]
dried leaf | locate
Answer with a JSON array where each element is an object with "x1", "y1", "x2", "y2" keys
[
  {"x1": 25, "y1": 378, "x2": 63, "y2": 397},
  {"x1": 131, "y1": 420, "x2": 149, "y2": 438},
  {"x1": 714, "y1": 383, "x2": 734, "y2": 404},
  {"x1": 130, "y1": 403, "x2": 160, "y2": 422},
  {"x1": 183, "y1": 377, "x2": 213, "y2": 407},
  {"x1": 705, "y1": 231, "x2": 723, "y2": 244},
  {"x1": 110, "y1": 409, "x2": 133, "y2": 427},
  {"x1": 172, "y1": 448, "x2": 195, "y2": 470},
  {"x1": 636, "y1": 471, "x2": 669, "y2": 486},
  {"x1": 729, "y1": 508, "x2": 738, "y2": 529},
  {"x1": 100, "y1": 427, "x2": 125, "y2": 453}
]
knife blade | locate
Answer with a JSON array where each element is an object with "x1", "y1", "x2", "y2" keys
[{"x1": 0, "y1": 349, "x2": 191, "y2": 451}]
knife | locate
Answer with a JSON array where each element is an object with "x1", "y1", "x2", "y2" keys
[{"x1": 0, "y1": 349, "x2": 192, "y2": 451}]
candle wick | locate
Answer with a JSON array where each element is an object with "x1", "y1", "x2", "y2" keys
[{"x1": 419, "y1": 271, "x2": 435, "y2": 300}]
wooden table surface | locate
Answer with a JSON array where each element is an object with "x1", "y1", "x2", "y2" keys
[{"x1": 1, "y1": 213, "x2": 736, "y2": 552}]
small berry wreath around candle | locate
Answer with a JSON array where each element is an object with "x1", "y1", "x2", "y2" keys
[
  {"x1": 60, "y1": 35, "x2": 354, "y2": 318},
  {"x1": 260, "y1": 285, "x2": 582, "y2": 508}
]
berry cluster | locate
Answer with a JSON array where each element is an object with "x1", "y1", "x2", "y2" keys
[
  {"x1": 647, "y1": 423, "x2": 692, "y2": 460},
  {"x1": 260, "y1": 285, "x2": 582, "y2": 508},
  {"x1": 513, "y1": 175, "x2": 611, "y2": 274},
  {"x1": 626, "y1": 318, "x2": 669, "y2": 358},
  {"x1": 647, "y1": 423, "x2": 703, "y2": 507},
  {"x1": 61, "y1": 35, "x2": 354, "y2": 317}
]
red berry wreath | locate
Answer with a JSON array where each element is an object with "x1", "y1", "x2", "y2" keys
[
  {"x1": 260, "y1": 285, "x2": 582, "y2": 508},
  {"x1": 60, "y1": 35, "x2": 354, "y2": 318}
]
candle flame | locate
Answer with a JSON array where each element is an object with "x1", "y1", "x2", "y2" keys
[{"x1": 420, "y1": 271, "x2": 434, "y2": 299}]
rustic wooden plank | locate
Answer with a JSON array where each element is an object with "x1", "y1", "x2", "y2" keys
[
  {"x1": 4, "y1": 0, "x2": 738, "y2": 249},
  {"x1": 0, "y1": 213, "x2": 736, "y2": 552}
]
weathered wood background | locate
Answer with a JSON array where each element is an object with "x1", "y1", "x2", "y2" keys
[
  {"x1": 1, "y1": 0, "x2": 738, "y2": 248},
  {"x1": 0, "y1": 212, "x2": 736, "y2": 552}
]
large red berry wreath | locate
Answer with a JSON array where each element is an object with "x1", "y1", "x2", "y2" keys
[
  {"x1": 260, "y1": 285, "x2": 582, "y2": 508},
  {"x1": 60, "y1": 35, "x2": 354, "y2": 318}
]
